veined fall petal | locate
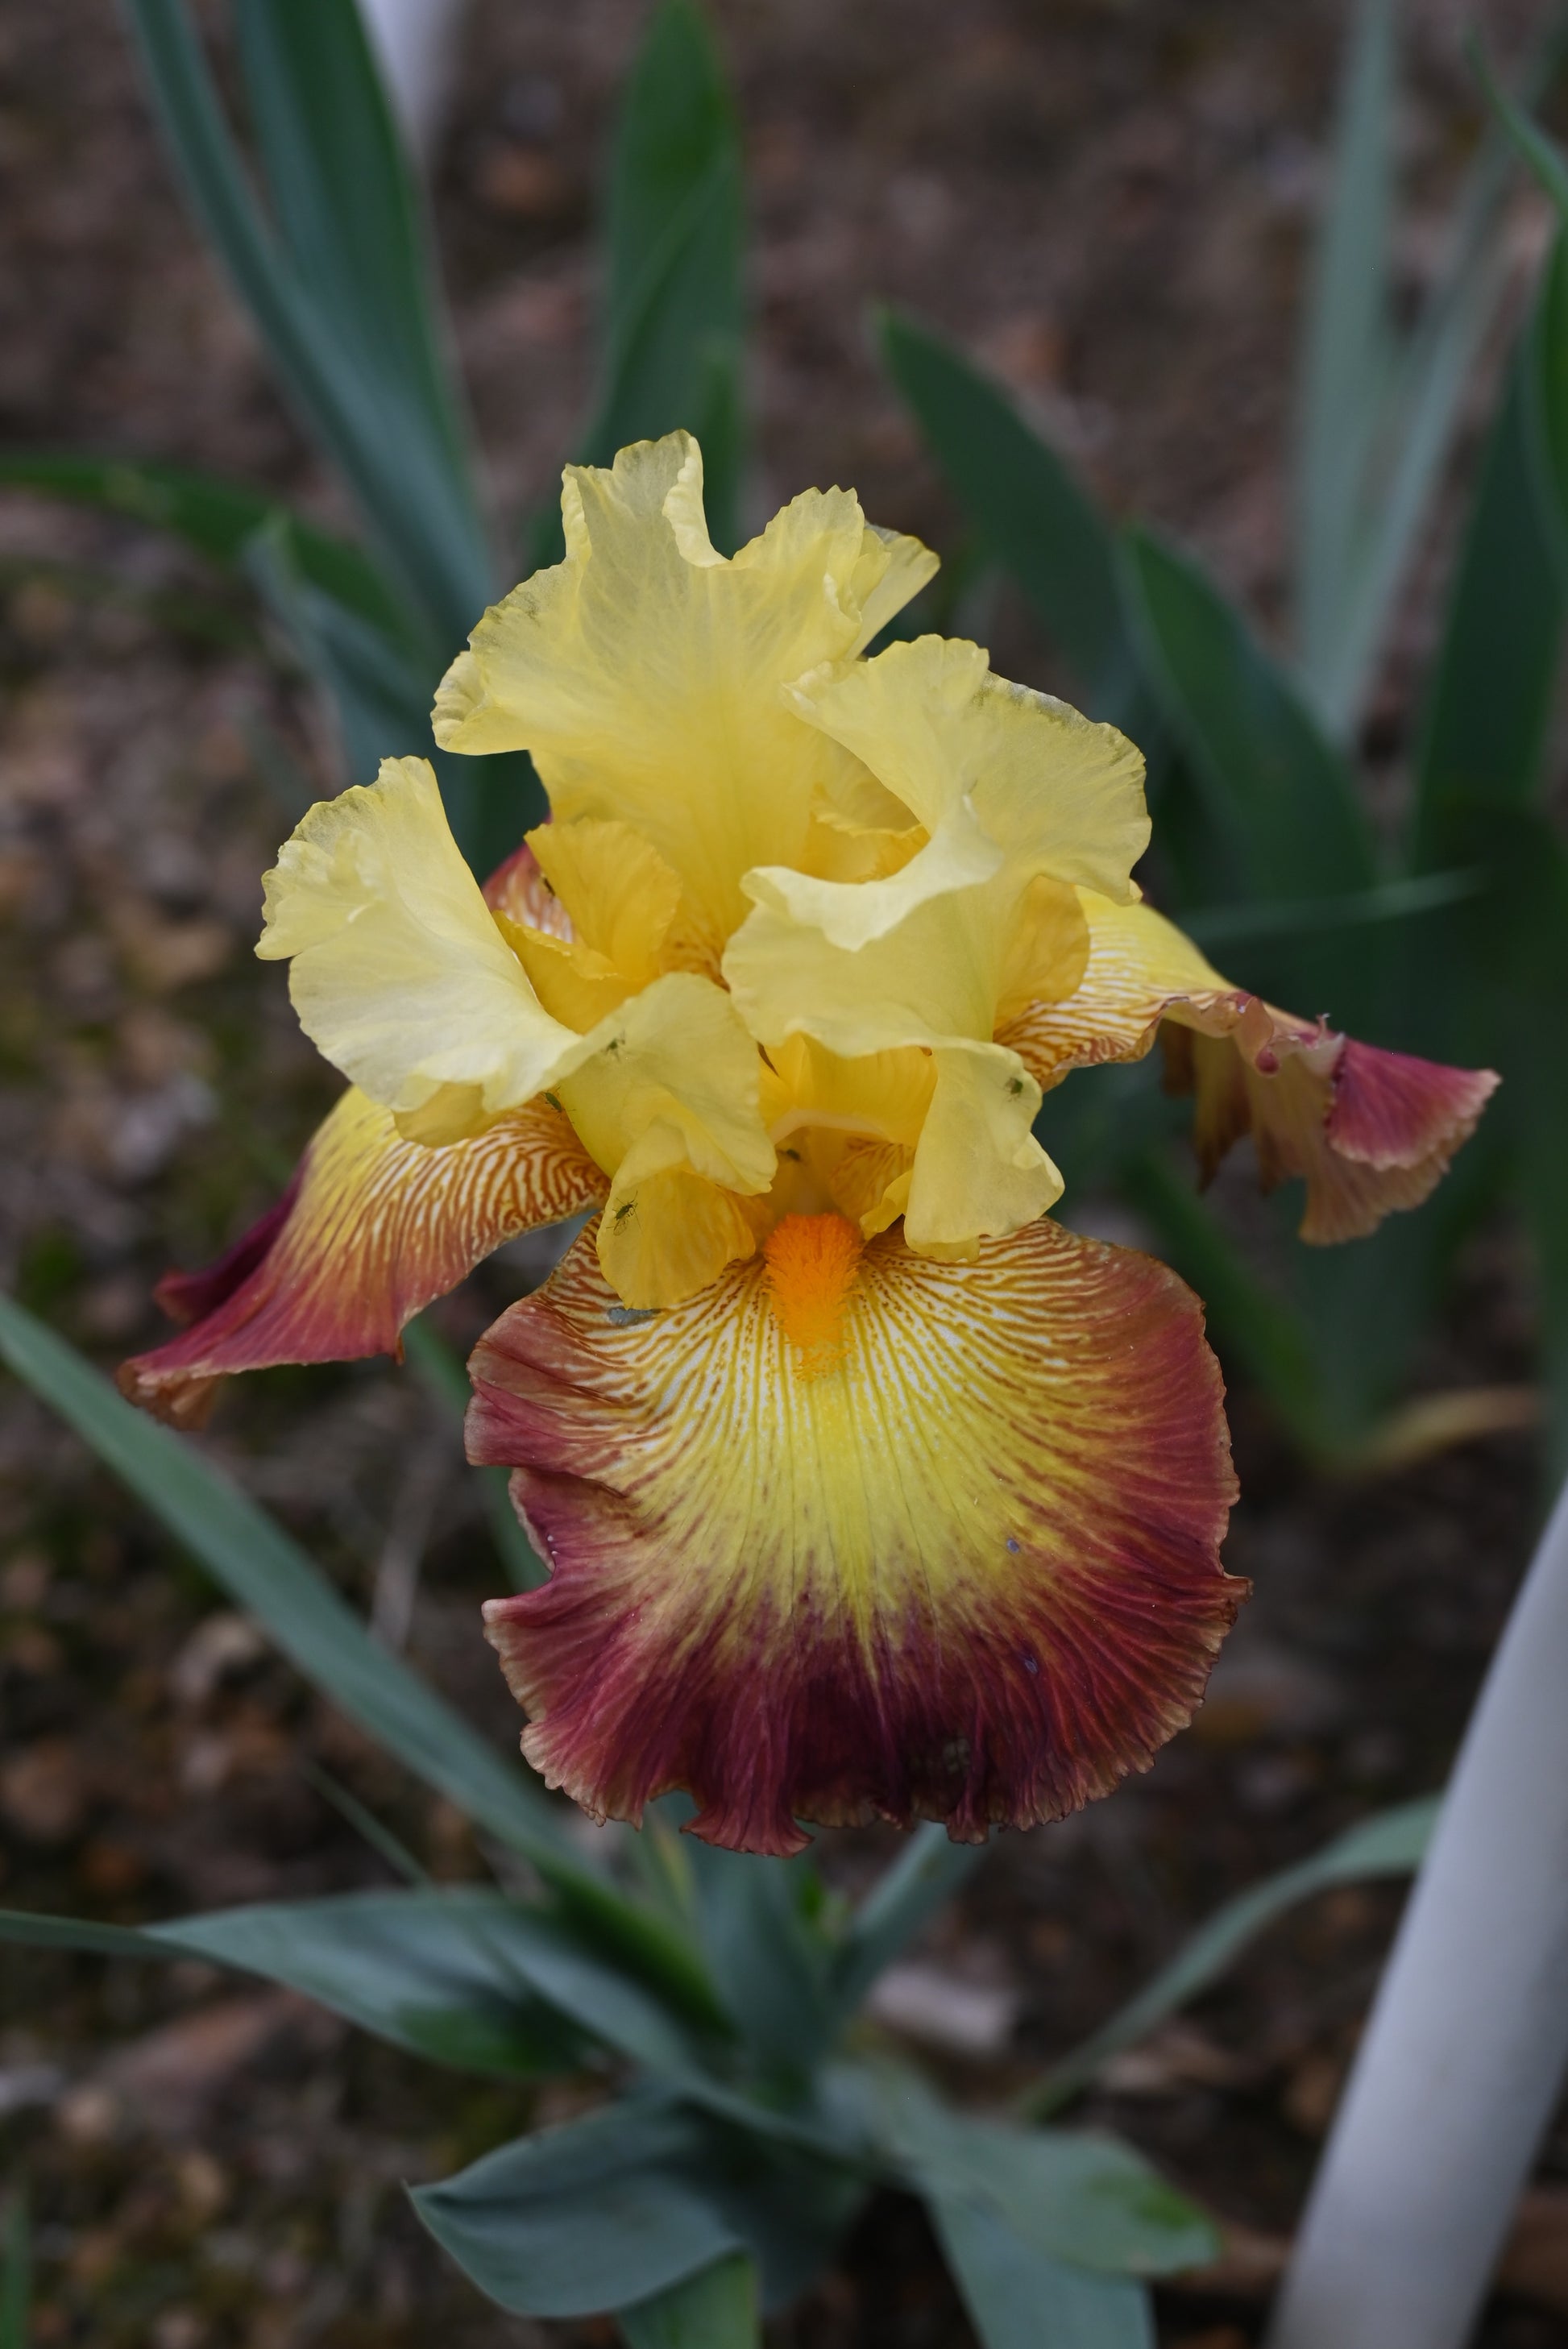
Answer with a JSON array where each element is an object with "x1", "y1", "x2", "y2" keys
[
  {"x1": 470, "y1": 1214, "x2": 1242, "y2": 1856},
  {"x1": 1001, "y1": 894, "x2": 1500, "y2": 1241},
  {"x1": 120, "y1": 1086, "x2": 606, "y2": 1426}
]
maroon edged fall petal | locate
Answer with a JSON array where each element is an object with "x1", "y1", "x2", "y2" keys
[
  {"x1": 120, "y1": 1088, "x2": 605, "y2": 1426},
  {"x1": 999, "y1": 899, "x2": 1498, "y2": 1245},
  {"x1": 468, "y1": 1215, "x2": 1244, "y2": 1857},
  {"x1": 1159, "y1": 1006, "x2": 1499, "y2": 1243},
  {"x1": 119, "y1": 836, "x2": 598, "y2": 1424}
]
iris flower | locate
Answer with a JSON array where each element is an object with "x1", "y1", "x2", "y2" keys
[{"x1": 122, "y1": 435, "x2": 1495, "y2": 1856}]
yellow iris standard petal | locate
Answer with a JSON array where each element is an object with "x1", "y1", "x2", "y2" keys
[
  {"x1": 786, "y1": 634, "x2": 1149, "y2": 889},
  {"x1": 259, "y1": 755, "x2": 579, "y2": 1138},
  {"x1": 432, "y1": 433, "x2": 937, "y2": 954},
  {"x1": 723, "y1": 637, "x2": 1142, "y2": 1256},
  {"x1": 259, "y1": 759, "x2": 774, "y2": 1302},
  {"x1": 498, "y1": 817, "x2": 687, "y2": 1034},
  {"x1": 525, "y1": 816, "x2": 682, "y2": 983},
  {"x1": 471, "y1": 1215, "x2": 1241, "y2": 1856}
]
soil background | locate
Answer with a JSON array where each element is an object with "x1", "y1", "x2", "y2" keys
[{"x1": 0, "y1": 1, "x2": 1564, "y2": 2343}]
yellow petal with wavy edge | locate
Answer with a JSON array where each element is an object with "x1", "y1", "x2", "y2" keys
[
  {"x1": 258, "y1": 756, "x2": 579, "y2": 1136},
  {"x1": 597, "y1": 1150, "x2": 764, "y2": 1309},
  {"x1": 788, "y1": 635, "x2": 1148, "y2": 887},
  {"x1": 755, "y1": 1034, "x2": 931, "y2": 1235},
  {"x1": 726, "y1": 637, "x2": 1142, "y2": 1049},
  {"x1": 432, "y1": 434, "x2": 937, "y2": 953},
  {"x1": 906, "y1": 1042, "x2": 1060, "y2": 1255},
  {"x1": 720, "y1": 638, "x2": 1139, "y2": 1254},
  {"x1": 500, "y1": 925, "x2": 628, "y2": 1035},
  {"x1": 470, "y1": 1215, "x2": 1241, "y2": 1855},
  {"x1": 555, "y1": 971, "x2": 776, "y2": 1304},
  {"x1": 525, "y1": 817, "x2": 682, "y2": 980},
  {"x1": 1003, "y1": 894, "x2": 1499, "y2": 1243},
  {"x1": 497, "y1": 817, "x2": 687, "y2": 1034},
  {"x1": 761, "y1": 1032, "x2": 935, "y2": 1150},
  {"x1": 259, "y1": 763, "x2": 774, "y2": 1295}
]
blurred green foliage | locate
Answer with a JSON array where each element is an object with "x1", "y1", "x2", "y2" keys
[{"x1": 883, "y1": 19, "x2": 1568, "y2": 1475}]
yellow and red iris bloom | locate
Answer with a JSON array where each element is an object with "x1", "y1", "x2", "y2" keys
[{"x1": 122, "y1": 435, "x2": 1496, "y2": 1857}]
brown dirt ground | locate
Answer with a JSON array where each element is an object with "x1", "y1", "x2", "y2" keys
[{"x1": 1, "y1": 0, "x2": 1565, "y2": 2343}]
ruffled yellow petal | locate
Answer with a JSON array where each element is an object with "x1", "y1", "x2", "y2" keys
[
  {"x1": 258, "y1": 757, "x2": 579, "y2": 1138},
  {"x1": 259, "y1": 763, "x2": 774, "y2": 1301},
  {"x1": 432, "y1": 433, "x2": 936, "y2": 954},
  {"x1": 471, "y1": 1215, "x2": 1241, "y2": 1855},
  {"x1": 786, "y1": 635, "x2": 1148, "y2": 890},
  {"x1": 597, "y1": 1152, "x2": 764, "y2": 1310},
  {"x1": 847, "y1": 522, "x2": 942, "y2": 654},
  {"x1": 1003, "y1": 894, "x2": 1499, "y2": 1243},
  {"x1": 497, "y1": 818, "x2": 687, "y2": 1034},
  {"x1": 525, "y1": 817, "x2": 682, "y2": 982},
  {"x1": 722, "y1": 638, "x2": 1140, "y2": 1256},
  {"x1": 798, "y1": 799, "x2": 928, "y2": 885},
  {"x1": 554, "y1": 972, "x2": 776, "y2": 1305},
  {"x1": 727, "y1": 641, "x2": 1144, "y2": 1052},
  {"x1": 905, "y1": 1043, "x2": 1060, "y2": 1256},
  {"x1": 503, "y1": 926, "x2": 632, "y2": 1035}
]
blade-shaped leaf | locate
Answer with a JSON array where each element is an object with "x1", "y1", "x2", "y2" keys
[
  {"x1": 545, "y1": 0, "x2": 745, "y2": 559},
  {"x1": 1529, "y1": 229, "x2": 1568, "y2": 579},
  {"x1": 1304, "y1": 22, "x2": 1563, "y2": 735},
  {"x1": 844, "y1": 2064, "x2": 1217, "y2": 2277},
  {"x1": 232, "y1": 0, "x2": 473, "y2": 480},
  {"x1": 1475, "y1": 35, "x2": 1568, "y2": 217},
  {"x1": 160, "y1": 1890, "x2": 588, "y2": 2074},
  {"x1": 1472, "y1": 809, "x2": 1568, "y2": 1479},
  {"x1": 876, "y1": 308, "x2": 1130, "y2": 712},
  {"x1": 931, "y1": 2196, "x2": 1155, "y2": 2349},
  {"x1": 247, "y1": 510, "x2": 541, "y2": 882},
  {"x1": 1293, "y1": 0, "x2": 1396, "y2": 695},
  {"x1": 0, "y1": 2191, "x2": 27, "y2": 2349},
  {"x1": 0, "y1": 1892, "x2": 584, "y2": 2076},
  {"x1": 1023, "y1": 1795, "x2": 1437, "y2": 2116},
  {"x1": 246, "y1": 513, "x2": 432, "y2": 786},
  {"x1": 413, "y1": 2089, "x2": 860, "y2": 2318},
  {"x1": 118, "y1": 0, "x2": 489, "y2": 648},
  {"x1": 604, "y1": 0, "x2": 738, "y2": 359},
  {"x1": 684, "y1": 1842, "x2": 836, "y2": 2075},
  {"x1": 0, "y1": 451, "x2": 401, "y2": 633},
  {"x1": 619, "y1": 2255, "x2": 761, "y2": 2349},
  {"x1": 831, "y1": 1823, "x2": 993, "y2": 2015},
  {"x1": 0, "y1": 1290, "x2": 736, "y2": 2029},
  {"x1": 1410, "y1": 308, "x2": 1567, "y2": 871},
  {"x1": 0, "y1": 1289, "x2": 580, "y2": 1872},
  {"x1": 1121, "y1": 528, "x2": 1379, "y2": 925},
  {"x1": 1182, "y1": 867, "x2": 1484, "y2": 955}
]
